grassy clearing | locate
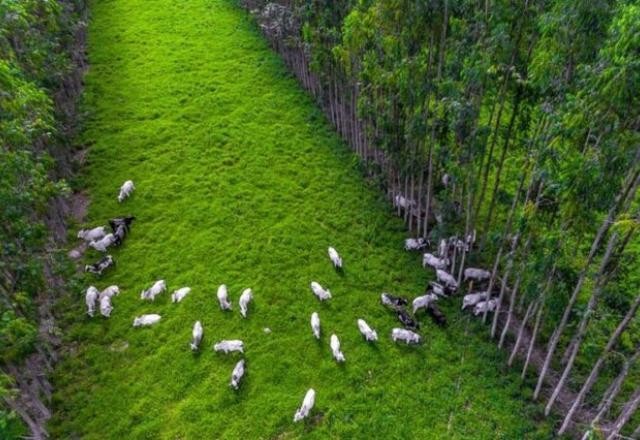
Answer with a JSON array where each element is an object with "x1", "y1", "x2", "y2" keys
[{"x1": 49, "y1": 0, "x2": 554, "y2": 438}]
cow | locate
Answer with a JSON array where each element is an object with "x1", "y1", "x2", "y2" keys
[
  {"x1": 461, "y1": 292, "x2": 488, "y2": 310},
  {"x1": 141, "y1": 280, "x2": 166, "y2": 301},
  {"x1": 85, "y1": 255, "x2": 115, "y2": 275},
  {"x1": 380, "y1": 292, "x2": 408, "y2": 309},
  {"x1": 99, "y1": 295, "x2": 113, "y2": 318},
  {"x1": 423, "y1": 253, "x2": 449, "y2": 270},
  {"x1": 133, "y1": 314, "x2": 161, "y2": 327},
  {"x1": 89, "y1": 233, "x2": 116, "y2": 252},
  {"x1": 473, "y1": 299, "x2": 497, "y2": 316},
  {"x1": 357, "y1": 319, "x2": 378, "y2": 342},
  {"x1": 239, "y1": 288, "x2": 253, "y2": 318},
  {"x1": 171, "y1": 287, "x2": 191, "y2": 303},
  {"x1": 464, "y1": 268, "x2": 492, "y2": 282},
  {"x1": 391, "y1": 328, "x2": 421, "y2": 344},
  {"x1": 293, "y1": 389, "x2": 316, "y2": 422},
  {"x1": 428, "y1": 281, "x2": 447, "y2": 297},
  {"x1": 310, "y1": 281, "x2": 331, "y2": 301},
  {"x1": 217, "y1": 284, "x2": 232, "y2": 310},
  {"x1": 426, "y1": 303, "x2": 447, "y2": 327},
  {"x1": 99, "y1": 285, "x2": 120, "y2": 301},
  {"x1": 108, "y1": 216, "x2": 135, "y2": 233},
  {"x1": 397, "y1": 309, "x2": 419, "y2": 330},
  {"x1": 328, "y1": 247, "x2": 342, "y2": 269},
  {"x1": 77, "y1": 226, "x2": 107, "y2": 242},
  {"x1": 404, "y1": 237, "x2": 429, "y2": 251},
  {"x1": 412, "y1": 293, "x2": 438, "y2": 314},
  {"x1": 85, "y1": 286, "x2": 99, "y2": 317},
  {"x1": 213, "y1": 340, "x2": 244, "y2": 354},
  {"x1": 330, "y1": 334, "x2": 345, "y2": 363},
  {"x1": 436, "y1": 269, "x2": 459, "y2": 290},
  {"x1": 310, "y1": 312, "x2": 321, "y2": 340},
  {"x1": 190, "y1": 321, "x2": 203, "y2": 351},
  {"x1": 117, "y1": 180, "x2": 135, "y2": 203},
  {"x1": 112, "y1": 223, "x2": 128, "y2": 246},
  {"x1": 230, "y1": 359, "x2": 245, "y2": 390}
]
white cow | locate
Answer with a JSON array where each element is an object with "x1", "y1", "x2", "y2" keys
[
  {"x1": 412, "y1": 293, "x2": 438, "y2": 314},
  {"x1": 141, "y1": 280, "x2": 166, "y2": 301},
  {"x1": 89, "y1": 233, "x2": 116, "y2": 252},
  {"x1": 330, "y1": 334, "x2": 345, "y2": 362},
  {"x1": 217, "y1": 284, "x2": 232, "y2": 310},
  {"x1": 117, "y1": 180, "x2": 135, "y2": 203},
  {"x1": 293, "y1": 388, "x2": 316, "y2": 422},
  {"x1": 310, "y1": 312, "x2": 321, "y2": 340},
  {"x1": 99, "y1": 295, "x2": 113, "y2": 318},
  {"x1": 464, "y1": 268, "x2": 492, "y2": 282},
  {"x1": 436, "y1": 269, "x2": 458, "y2": 290},
  {"x1": 99, "y1": 285, "x2": 120, "y2": 301},
  {"x1": 213, "y1": 340, "x2": 244, "y2": 354},
  {"x1": 393, "y1": 194, "x2": 414, "y2": 209},
  {"x1": 328, "y1": 247, "x2": 343, "y2": 269},
  {"x1": 133, "y1": 314, "x2": 161, "y2": 327},
  {"x1": 77, "y1": 226, "x2": 107, "y2": 242},
  {"x1": 171, "y1": 287, "x2": 191, "y2": 303},
  {"x1": 190, "y1": 321, "x2": 203, "y2": 351},
  {"x1": 429, "y1": 281, "x2": 447, "y2": 297},
  {"x1": 239, "y1": 288, "x2": 253, "y2": 318},
  {"x1": 391, "y1": 328, "x2": 421, "y2": 344},
  {"x1": 423, "y1": 253, "x2": 449, "y2": 270},
  {"x1": 473, "y1": 299, "x2": 497, "y2": 316},
  {"x1": 310, "y1": 281, "x2": 331, "y2": 301},
  {"x1": 461, "y1": 292, "x2": 489, "y2": 310},
  {"x1": 230, "y1": 359, "x2": 245, "y2": 390},
  {"x1": 85, "y1": 286, "x2": 99, "y2": 317},
  {"x1": 404, "y1": 238, "x2": 429, "y2": 251},
  {"x1": 357, "y1": 319, "x2": 378, "y2": 342}
]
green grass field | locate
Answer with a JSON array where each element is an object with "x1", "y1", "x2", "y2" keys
[{"x1": 49, "y1": 0, "x2": 554, "y2": 438}]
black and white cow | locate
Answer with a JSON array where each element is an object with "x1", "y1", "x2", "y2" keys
[{"x1": 85, "y1": 255, "x2": 115, "y2": 275}]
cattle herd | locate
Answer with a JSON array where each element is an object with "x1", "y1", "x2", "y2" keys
[{"x1": 77, "y1": 180, "x2": 499, "y2": 423}]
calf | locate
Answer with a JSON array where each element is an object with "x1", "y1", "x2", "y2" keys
[
  {"x1": 330, "y1": 334, "x2": 345, "y2": 363},
  {"x1": 310, "y1": 312, "x2": 321, "y2": 340},
  {"x1": 436, "y1": 269, "x2": 459, "y2": 290},
  {"x1": 230, "y1": 359, "x2": 245, "y2": 390},
  {"x1": 99, "y1": 285, "x2": 120, "y2": 301},
  {"x1": 426, "y1": 303, "x2": 447, "y2": 327},
  {"x1": 85, "y1": 286, "x2": 99, "y2": 317},
  {"x1": 357, "y1": 319, "x2": 378, "y2": 342},
  {"x1": 100, "y1": 295, "x2": 113, "y2": 318},
  {"x1": 397, "y1": 309, "x2": 419, "y2": 330},
  {"x1": 217, "y1": 284, "x2": 232, "y2": 310},
  {"x1": 171, "y1": 287, "x2": 191, "y2": 303},
  {"x1": 117, "y1": 180, "x2": 135, "y2": 203},
  {"x1": 423, "y1": 253, "x2": 449, "y2": 270},
  {"x1": 473, "y1": 299, "x2": 497, "y2": 316},
  {"x1": 85, "y1": 255, "x2": 115, "y2": 275},
  {"x1": 190, "y1": 321, "x2": 203, "y2": 351},
  {"x1": 404, "y1": 237, "x2": 429, "y2": 251},
  {"x1": 141, "y1": 280, "x2": 166, "y2": 301},
  {"x1": 310, "y1": 281, "x2": 331, "y2": 301},
  {"x1": 328, "y1": 247, "x2": 343, "y2": 269},
  {"x1": 293, "y1": 388, "x2": 316, "y2": 422},
  {"x1": 412, "y1": 293, "x2": 438, "y2": 314},
  {"x1": 213, "y1": 340, "x2": 244, "y2": 354},
  {"x1": 78, "y1": 226, "x2": 107, "y2": 242},
  {"x1": 461, "y1": 292, "x2": 488, "y2": 310},
  {"x1": 380, "y1": 292, "x2": 408, "y2": 310},
  {"x1": 239, "y1": 288, "x2": 253, "y2": 318},
  {"x1": 464, "y1": 268, "x2": 491, "y2": 282},
  {"x1": 89, "y1": 233, "x2": 116, "y2": 252},
  {"x1": 133, "y1": 314, "x2": 161, "y2": 327},
  {"x1": 391, "y1": 328, "x2": 421, "y2": 344}
]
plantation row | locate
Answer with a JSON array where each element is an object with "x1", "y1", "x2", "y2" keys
[{"x1": 244, "y1": 0, "x2": 640, "y2": 437}]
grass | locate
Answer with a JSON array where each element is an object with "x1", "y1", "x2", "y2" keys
[{"x1": 49, "y1": 0, "x2": 554, "y2": 438}]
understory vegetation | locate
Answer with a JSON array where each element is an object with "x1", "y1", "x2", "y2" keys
[{"x1": 47, "y1": 0, "x2": 560, "y2": 438}]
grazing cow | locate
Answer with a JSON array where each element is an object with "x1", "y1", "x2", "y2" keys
[
  {"x1": 141, "y1": 280, "x2": 166, "y2": 301},
  {"x1": 117, "y1": 180, "x2": 135, "y2": 203},
  {"x1": 85, "y1": 286, "x2": 99, "y2": 317},
  {"x1": 426, "y1": 303, "x2": 447, "y2": 327},
  {"x1": 213, "y1": 340, "x2": 244, "y2": 354},
  {"x1": 99, "y1": 285, "x2": 120, "y2": 301},
  {"x1": 357, "y1": 319, "x2": 378, "y2": 342},
  {"x1": 328, "y1": 247, "x2": 342, "y2": 269},
  {"x1": 330, "y1": 334, "x2": 345, "y2": 362},
  {"x1": 99, "y1": 295, "x2": 113, "y2": 318},
  {"x1": 473, "y1": 299, "x2": 497, "y2": 316},
  {"x1": 217, "y1": 284, "x2": 232, "y2": 310},
  {"x1": 436, "y1": 269, "x2": 459, "y2": 290},
  {"x1": 85, "y1": 255, "x2": 115, "y2": 276},
  {"x1": 404, "y1": 237, "x2": 429, "y2": 251},
  {"x1": 310, "y1": 312, "x2": 321, "y2": 340},
  {"x1": 190, "y1": 321, "x2": 203, "y2": 351},
  {"x1": 293, "y1": 388, "x2": 316, "y2": 422},
  {"x1": 464, "y1": 268, "x2": 492, "y2": 282},
  {"x1": 391, "y1": 328, "x2": 421, "y2": 344},
  {"x1": 108, "y1": 216, "x2": 135, "y2": 233},
  {"x1": 412, "y1": 293, "x2": 438, "y2": 314},
  {"x1": 239, "y1": 288, "x2": 253, "y2": 318},
  {"x1": 230, "y1": 359, "x2": 245, "y2": 390},
  {"x1": 133, "y1": 314, "x2": 161, "y2": 327},
  {"x1": 112, "y1": 224, "x2": 128, "y2": 246},
  {"x1": 461, "y1": 292, "x2": 488, "y2": 310},
  {"x1": 380, "y1": 292, "x2": 408, "y2": 309},
  {"x1": 171, "y1": 287, "x2": 191, "y2": 303},
  {"x1": 77, "y1": 226, "x2": 107, "y2": 242},
  {"x1": 397, "y1": 309, "x2": 419, "y2": 330},
  {"x1": 422, "y1": 253, "x2": 449, "y2": 270},
  {"x1": 89, "y1": 233, "x2": 116, "y2": 252},
  {"x1": 429, "y1": 281, "x2": 447, "y2": 297},
  {"x1": 310, "y1": 281, "x2": 331, "y2": 301}
]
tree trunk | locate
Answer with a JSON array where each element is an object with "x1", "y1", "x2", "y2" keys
[
  {"x1": 507, "y1": 299, "x2": 538, "y2": 366},
  {"x1": 559, "y1": 292, "x2": 640, "y2": 434},
  {"x1": 499, "y1": 271, "x2": 521, "y2": 349},
  {"x1": 607, "y1": 387, "x2": 640, "y2": 440}
]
